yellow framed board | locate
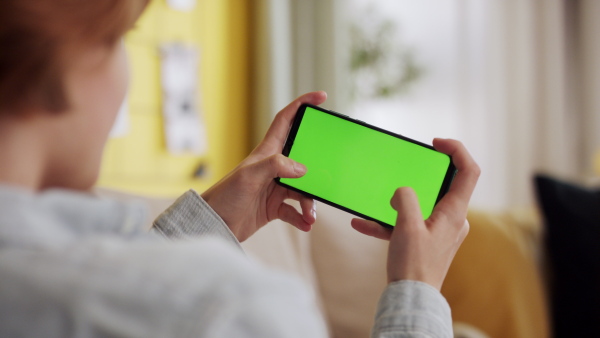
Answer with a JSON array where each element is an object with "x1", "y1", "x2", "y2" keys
[{"x1": 98, "y1": 0, "x2": 251, "y2": 197}]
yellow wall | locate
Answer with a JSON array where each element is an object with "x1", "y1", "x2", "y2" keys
[{"x1": 98, "y1": 0, "x2": 251, "y2": 197}]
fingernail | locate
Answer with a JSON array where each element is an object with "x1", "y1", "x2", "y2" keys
[
  {"x1": 294, "y1": 162, "x2": 307, "y2": 175},
  {"x1": 311, "y1": 209, "x2": 317, "y2": 220}
]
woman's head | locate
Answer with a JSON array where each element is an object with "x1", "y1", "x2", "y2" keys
[
  {"x1": 0, "y1": 0, "x2": 148, "y2": 190},
  {"x1": 0, "y1": 0, "x2": 148, "y2": 114}
]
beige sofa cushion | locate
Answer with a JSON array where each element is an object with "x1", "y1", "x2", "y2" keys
[
  {"x1": 241, "y1": 220, "x2": 328, "y2": 323},
  {"x1": 310, "y1": 202, "x2": 388, "y2": 338}
]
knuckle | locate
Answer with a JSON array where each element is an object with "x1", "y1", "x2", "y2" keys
[
  {"x1": 460, "y1": 219, "x2": 470, "y2": 233},
  {"x1": 270, "y1": 154, "x2": 286, "y2": 169},
  {"x1": 457, "y1": 221, "x2": 470, "y2": 242},
  {"x1": 457, "y1": 219, "x2": 470, "y2": 234},
  {"x1": 470, "y1": 163, "x2": 482, "y2": 177},
  {"x1": 461, "y1": 161, "x2": 481, "y2": 178},
  {"x1": 273, "y1": 109, "x2": 285, "y2": 121}
]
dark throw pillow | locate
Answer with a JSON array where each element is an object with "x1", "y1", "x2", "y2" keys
[{"x1": 534, "y1": 175, "x2": 600, "y2": 338}]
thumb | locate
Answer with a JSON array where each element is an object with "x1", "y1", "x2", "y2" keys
[
  {"x1": 390, "y1": 187, "x2": 423, "y2": 230},
  {"x1": 249, "y1": 154, "x2": 307, "y2": 181}
]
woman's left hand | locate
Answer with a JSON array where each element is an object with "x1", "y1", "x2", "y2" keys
[{"x1": 201, "y1": 91, "x2": 327, "y2": 242}]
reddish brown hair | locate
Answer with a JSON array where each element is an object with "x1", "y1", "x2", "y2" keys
[{"x1": 0, "y1": 0, "x2": 148, "y2": 115}]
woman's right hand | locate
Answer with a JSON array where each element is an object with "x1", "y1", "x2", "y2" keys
[{"x1": 351, "y1": 138, "x2": 480, "y2": 290}]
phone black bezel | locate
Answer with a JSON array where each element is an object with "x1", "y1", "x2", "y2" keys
[{"x1": 275, "y1": 103, "x2": 457, "y2": 228}]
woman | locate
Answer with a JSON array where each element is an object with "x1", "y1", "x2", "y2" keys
[{"x1": 0, "y1": 1, "x2": 480, "y2": 337}]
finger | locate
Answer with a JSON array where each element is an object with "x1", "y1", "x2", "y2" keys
[
  {"x1": 259, "y1": 91, "x2": 328, "y2": 153},
  {"x1": 432, "y1": 138, "x2": 480, "y2": 215},
  {"x1": 391, "y1": 187, "x2": 423, "y2": 231},
  {"x1": 278, "y1": 202, "x2": 312, "y2": 232},
  {"x1": 248, "y1": 154, "x2": 307, "y2": 182},
  {"x1": 286, "y1": 190, "x2": 316, "y2": 224},
  {"x1": 351, "y1": 218, "x2": 393, "y2": 240}
]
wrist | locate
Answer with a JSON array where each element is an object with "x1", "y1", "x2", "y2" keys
[
  {"x1": 200, "y1": 190, "x2": 241, "y2": 240},
  {"x1": 387, "y1": 269, "x2": 444, "y2": 291}
]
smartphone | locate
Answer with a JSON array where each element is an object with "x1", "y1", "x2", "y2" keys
[{"x1": 276, "y1": 104, "x2": 456, "y2": 227}]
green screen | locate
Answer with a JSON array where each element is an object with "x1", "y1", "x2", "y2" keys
[{"x1": 280, "y1": 106, "x2": 451, "y2": 225}]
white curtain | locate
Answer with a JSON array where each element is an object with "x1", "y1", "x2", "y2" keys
[
  {"x1": 457, "y1": 0, "x2": 600, "y2": 208},
  {"x1": 251, "y1": 0, "x2": 345, "y2": 146}
]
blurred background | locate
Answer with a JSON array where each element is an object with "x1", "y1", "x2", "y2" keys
[
  {"x1": 97, "y1": 1, "x2": 600, "y2": 337},
  {"x1": 99, "y1": 0, "x2": 600, "y2": 209}
]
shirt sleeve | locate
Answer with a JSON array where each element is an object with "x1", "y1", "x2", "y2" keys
[
  {"x1": 371, "y1": 280, "x2": 453, "y2": 338},
  {"x1": 152, "y1": 190, "x2": 242, "y2": 250}
]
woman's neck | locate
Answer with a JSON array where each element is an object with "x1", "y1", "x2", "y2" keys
[{"x1": 0, "y1": 117, "x2": 48, "y2": 191}]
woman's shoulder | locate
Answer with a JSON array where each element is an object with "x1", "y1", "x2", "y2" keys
[
  {"x1": 0, "y1": 232, "x2": 318, "y2": 337},
  {"x1": 0, "y1": 185, "x2": 150, "y2": 248}
]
